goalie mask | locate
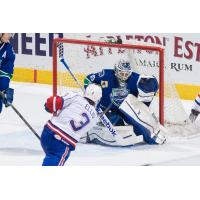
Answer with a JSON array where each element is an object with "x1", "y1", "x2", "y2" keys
[{"x1": 114, "y1": 60, "x2": 132, "y2": 82}]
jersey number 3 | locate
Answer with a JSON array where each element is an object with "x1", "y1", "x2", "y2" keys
[{"x1": 70, "y1": 113, "x2": 90, "y2": 131}]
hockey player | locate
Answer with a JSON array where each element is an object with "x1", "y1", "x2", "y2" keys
[
  {"x1": 189, "y1": 93, "x2": 200, "y2": 122},
  {"x1": 83, "y1": 60, "x2": 166, "y2": 145},
  {"x1": 41, "y1": 84, "x2": 102, "y2": 166},
  {"x1": 0, "y1": 33, "x2": 15, "y2": 113}
]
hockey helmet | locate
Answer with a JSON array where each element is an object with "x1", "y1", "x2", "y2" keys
[
  {"x1": 84, "y1": 83, "x2": 102, "y2": 104},
  {"x1": 114, "y1": 60, "x2": 132, "y2": 82}
]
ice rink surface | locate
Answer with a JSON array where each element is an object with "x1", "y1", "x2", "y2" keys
[{"x1": 0, "y1": 82, "x2": 200, "y2": 166}]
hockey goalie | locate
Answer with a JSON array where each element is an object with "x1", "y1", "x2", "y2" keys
[{"x1": 80, "y1": 59, "x2": 167, "y2": 147}]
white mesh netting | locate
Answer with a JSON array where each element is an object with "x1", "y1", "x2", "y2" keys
[{"x1": 55, "y1": 39, "x2": 200, "y2": 137}]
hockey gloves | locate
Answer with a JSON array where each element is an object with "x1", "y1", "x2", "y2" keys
[
  {"x1": 44, "y1": 96, "x2": 64, "y2": 113},
  {"x1": 0, "y1": 88, "x2": 14, "y2": 107},
  {"x1": 137, "y1": 75, "x2": 159, "y2": 103}
]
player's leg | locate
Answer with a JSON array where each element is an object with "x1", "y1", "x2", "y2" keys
[
  {"x1": 0, "y1": 77, "x2": 14, "y2": 112},
  {"x1": 41, "y1": 126, "x2": 73, "y2": 166},
  {"x1": 119, "y1": 94, "x2": 166, "y2": 145},
  {"x1": 122, "y1": 112, "x2": 158, "y2": 144},
  {"x1": 0, "y1": 77, "x2": 7, "y2": 113},
  {"x1": 189, "y1": 93, "x2": 200, "y2": 122}
]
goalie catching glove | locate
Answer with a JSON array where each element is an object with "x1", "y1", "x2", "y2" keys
[{"x1": 137, "y1": 75, "x2": 159, "y2": 103}]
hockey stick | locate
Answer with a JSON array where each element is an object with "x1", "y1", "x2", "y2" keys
[
  {"x1": 0, "y1": 91, "x2": 41, "y2": 141},
  {"x1": 58, "y1": 42, "x2": 111, "y2": 114},
  {"x1": 57, "y1": 43, "x2": 130, "y2": 146},
  {"x1": 60, "y1": 58, "x2": 84, "y2": 92}
]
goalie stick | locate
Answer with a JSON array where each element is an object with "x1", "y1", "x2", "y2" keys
[
  {"x1": 0, "y1": 91, "x2": 41, "y2": 141},
  {"x1": 57, "y1": 42, "x2": 130, "y2": 146}
]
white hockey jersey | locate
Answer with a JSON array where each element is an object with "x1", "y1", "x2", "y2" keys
[{"x1": 46, "y1": 91, "x2": 98, "y2": 148}]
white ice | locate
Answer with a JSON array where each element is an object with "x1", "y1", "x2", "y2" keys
[{"x1": 0, "y1": 82, "x2": 200, "y2": 166}]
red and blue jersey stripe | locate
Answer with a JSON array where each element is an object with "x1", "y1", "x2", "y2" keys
[{"x1": 46, "y1": 120, "x2": 78, "y2": 148}]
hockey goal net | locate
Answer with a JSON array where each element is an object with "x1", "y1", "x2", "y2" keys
[{"x1": 52, "y1": 38, "x2": 199, "y2": 136}]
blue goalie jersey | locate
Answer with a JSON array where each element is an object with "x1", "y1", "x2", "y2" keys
[
  {"x1": 84, "y1": 69, "x2": 163, "y2": 145},
  {"x1": 84, "y1": 69, "x2": 140, "y2": 111}
]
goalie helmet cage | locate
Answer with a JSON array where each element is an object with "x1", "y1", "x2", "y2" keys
[{"x1": 52, "y1": 38, "x2": 199, "y2": 136}]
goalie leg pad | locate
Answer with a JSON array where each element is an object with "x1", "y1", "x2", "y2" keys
[
  {"x1": 122, "y1": 113, "x2": 158, "y2": 144},
  {"x1": 79, "y1": 124, "x2": 143, "y2": 147},
  {"x1": 119, "y1": 94, "x2": 166, "y2": 145}
]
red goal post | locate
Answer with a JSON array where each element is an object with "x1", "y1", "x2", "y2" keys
[{"x1": 52, "y1": 38, "x2": 165, "y2": 125}]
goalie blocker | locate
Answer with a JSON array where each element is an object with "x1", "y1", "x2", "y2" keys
[{"x1": 80, "y1": 94, "x2": 167, "y2": 146}]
